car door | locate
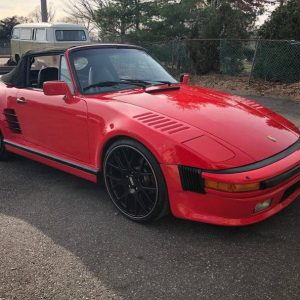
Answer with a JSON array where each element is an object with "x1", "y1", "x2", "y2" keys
[
  {"x1": 2, "y1": 86, "x2": 22, "y2": 141},
  {"x1": 7, "y1": 54, "x2": 90, "y2": 163}
]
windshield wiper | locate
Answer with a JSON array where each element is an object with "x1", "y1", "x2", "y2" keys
[
  {"x1": 151, "y1": 80, "x2": 174, "y2": 86},
  {"x1": 83, "y1": 80, "x2": 146, "y2": 92},
  {"x1": 121, "y1": 79, "x2": 181, "y2": 94},
  {"x1": 120, "y1": 79, "x2": 177, "y2": 86}
]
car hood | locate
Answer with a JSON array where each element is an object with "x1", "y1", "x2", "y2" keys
[{"x1": 108, "y1": 85, "x2": 299, "y2": 162}]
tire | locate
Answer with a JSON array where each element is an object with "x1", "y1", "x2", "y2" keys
[
  {"x1": 103, "y1": 138, "x2": 169, "y2": 222},
  {"x1": 15, "y1": 54, "x2": 20, "y2": 63},
  {"x1": 0, "y1": 132, "x2": 9, "y2": 160}
]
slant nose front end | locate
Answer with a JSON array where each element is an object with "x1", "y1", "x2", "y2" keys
[{"x1": 161, "y1": 140, "x2": 300, "y2": 226}]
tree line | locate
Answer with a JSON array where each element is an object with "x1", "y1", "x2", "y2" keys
[
  {"x1": 66, "y1": 0, "x2": 297, "y2": 42},
  {"x1": 0, "y1": 0, "x2": 298, "y2": 42}
]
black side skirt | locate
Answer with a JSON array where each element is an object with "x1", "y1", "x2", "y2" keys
[{"x1": 4, "y1": 140, "x2": 99, "y2": 175}]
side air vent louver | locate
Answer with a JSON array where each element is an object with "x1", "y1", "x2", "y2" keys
[
  {"x1": 178, "y1": 165, "x2": 205, "y2": 194},
  {"x1": 133, "y1": 113, "x2": 190, "y2": 135},
  {"x1": 3, "y1": 108, "x2": 22, "y2": 134}
]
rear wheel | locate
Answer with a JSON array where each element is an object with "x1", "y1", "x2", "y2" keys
[{"x1": 103, "y1": 139, "x2": 169, "y2": 222}]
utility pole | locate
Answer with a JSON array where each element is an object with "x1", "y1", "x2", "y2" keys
[{"x1": 41, "y1": 0, "x2": 48, "y2": 22}]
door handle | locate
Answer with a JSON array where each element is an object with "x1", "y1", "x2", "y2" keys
[{"x1": 16, "y1": 97, "x2": 27, "y2": 104}]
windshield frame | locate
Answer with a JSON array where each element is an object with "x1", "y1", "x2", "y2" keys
[{"x1": 68, "y1": 46, "x2": 178, "y2": 95}]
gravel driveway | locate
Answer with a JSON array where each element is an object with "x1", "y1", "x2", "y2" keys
[{"x1": 0, "y1": 95, "x2": 299, "y2": 300}]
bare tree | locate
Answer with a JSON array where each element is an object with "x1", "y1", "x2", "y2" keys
[
  {"x1": 65, "y1": 0, "x2": 109, "y2": 32},
  {"x1": 17, "y1": 17, "x2": 33, "y2": 24},
  {"x1": 28, "y1": 2, "x2": 56, "y2": 23}
]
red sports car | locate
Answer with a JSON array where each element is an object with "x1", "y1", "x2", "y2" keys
[{"x1": 0, "y1": 44, "x2": 299, "y2": 226}]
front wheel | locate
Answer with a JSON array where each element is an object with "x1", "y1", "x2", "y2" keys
[
  {"x1": 103, "y1": 139, "x2": 169, "y2": 222},
  {"x1": 0, "y1": 132, "x2": 9, "y2": 160}
]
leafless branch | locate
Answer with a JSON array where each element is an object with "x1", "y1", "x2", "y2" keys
[
  {"x1": 27, "y1": 2, "x2": 56, "y2": 23},
  {"x1": 64, "y1": 0, "x2": 109, "y2": 32}
]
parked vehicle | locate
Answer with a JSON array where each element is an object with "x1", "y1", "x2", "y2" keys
[
  {"x1": 10, "y1": 23, "x2": 90, "y2": 63},
  {"x1": 0, "y1": 44, "x2": 299, "y2": 225}
]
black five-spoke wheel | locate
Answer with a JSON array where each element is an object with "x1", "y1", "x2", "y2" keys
[{"x1": 104, "y1": 139, "x2": 169, "y2": 222}]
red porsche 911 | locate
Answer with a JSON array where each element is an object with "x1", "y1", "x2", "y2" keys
[{"x1": 0, "y1": 44, "x2": 299, "y2": 226}]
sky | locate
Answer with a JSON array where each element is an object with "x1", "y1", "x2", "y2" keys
[
  {"x1": 0, "y1": 0, "x2": 278, "y2": 25},
  {"x1": 257, "y1": 4, "x2": 278, "y2": 25},
  {"x1": 0, "y1": 0, "x2": 67, "y2": 20}
]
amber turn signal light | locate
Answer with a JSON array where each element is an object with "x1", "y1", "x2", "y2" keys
[{"x1": 205, "y1": 180, "x2": 260, "y2": 193}]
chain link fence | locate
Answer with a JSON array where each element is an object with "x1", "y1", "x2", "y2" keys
[
  {"x1": 1, "y1": 38, "x2": 299, "y2": 85},
  {"x1": 139, "y1": 39, "x2": 300, "y2": 85},
  {"x1": 251, "y1": 40, "x2": 300, "y2": 84}
]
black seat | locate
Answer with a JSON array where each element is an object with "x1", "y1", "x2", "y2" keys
[{"x1": 37, "y1": 67, "x2": 58, "y2": 88}]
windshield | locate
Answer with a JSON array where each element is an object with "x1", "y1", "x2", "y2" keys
[{"x1": 70, "y1": 48, "x2": 177, "y2": 94}]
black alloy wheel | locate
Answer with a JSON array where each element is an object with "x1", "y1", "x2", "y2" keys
[{"x1": 103, "y1": 139, "x2": 169, "y2": 222}]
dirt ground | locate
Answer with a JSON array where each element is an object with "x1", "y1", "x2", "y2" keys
[{"x1": 192, "y1": 74, "x2": 300, "y2": 102}]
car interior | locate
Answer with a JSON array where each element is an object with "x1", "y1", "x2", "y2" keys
[
  {"x1": 74, "y1": 54, "x2": 119, "y2": 91},
  {"x1": 26, "y1": 51, "x2": 157, "y2": 93},
  {"x1": 37, "y1": 67, "x2": 59, "y2": 88},
  {"x1": 27, "y1": 53, "x2": 119, "y2": 92},
  {"x1": 28, "y1": 55, "x2": 60, "y2": 89}
]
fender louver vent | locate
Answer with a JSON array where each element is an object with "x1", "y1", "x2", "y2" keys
[
  {"x1": 240, "y1": 99, "x2": 265, "y2": 110},
  {"x1": 178, "y1": 165, "x2": 205, "y2": 194},
  {"x1": 3, "y1": 109, "x2": 22, "y2": 134},
  {"x1": 133, "y1": 113, "x2": 189, "y2": 135}
]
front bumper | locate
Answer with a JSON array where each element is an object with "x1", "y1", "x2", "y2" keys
[{"x1": 161, "y1": 147, "x2": 300, "y2": 226}]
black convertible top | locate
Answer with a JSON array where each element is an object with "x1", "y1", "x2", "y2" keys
[
  {"x1": 1, "y1": 48, "x2": 66, "y2": 88},
  {"x1": 1, "y1": 44, "x2": 145, "y2": 88}
]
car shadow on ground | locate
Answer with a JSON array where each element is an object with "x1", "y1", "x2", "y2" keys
[{"x1": 1, "y1": 155, "x2": 299, "y2": 299}]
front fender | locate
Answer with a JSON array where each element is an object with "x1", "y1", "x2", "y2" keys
[
  {"x1": 85, "y1": 98, "x2": 254, "y2": 172},
  {"x1": 85, "y1": 98, "x2": 207, "y2": 170}
]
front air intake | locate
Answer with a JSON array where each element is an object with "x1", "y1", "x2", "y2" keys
[
  {"x1": 178, "y1": 165, "x2": 205, "y2": 193},
  {"x1": 280, "y1": 181, "x2": 300, "y2": 203}
]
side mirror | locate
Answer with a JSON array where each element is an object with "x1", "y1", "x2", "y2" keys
[
  {"x1": 43, "y1": 81, "x2": 73, "y2": 101},
  {"x1": 180, "y1": 74, "x2": 190, "y2": 85}
]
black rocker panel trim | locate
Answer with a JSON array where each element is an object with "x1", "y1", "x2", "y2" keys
[{"x1": 3, "y1": 140, "x2": 98, "y2": 175}]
